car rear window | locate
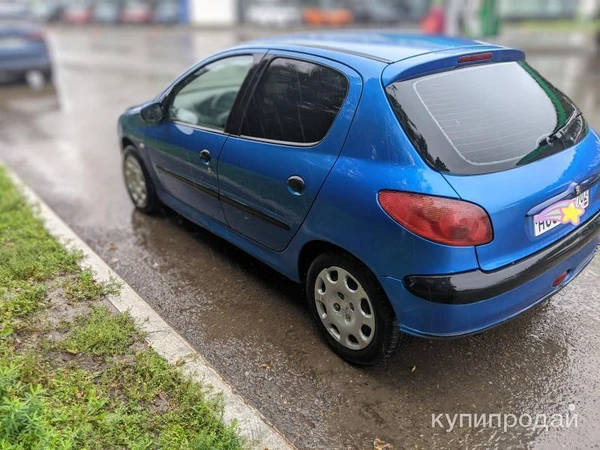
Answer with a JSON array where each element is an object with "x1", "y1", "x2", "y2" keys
[{"x1": 386, "y1": 61, "x2": 588, "y2": 175}]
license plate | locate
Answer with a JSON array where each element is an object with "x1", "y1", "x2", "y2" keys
[{"x1": 533, "y1": 191, "x2": 590, "y2": 237}]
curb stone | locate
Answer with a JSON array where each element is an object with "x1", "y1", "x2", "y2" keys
[{"x1": 3, "y1": 164, "x2": 296, "y2": 450}]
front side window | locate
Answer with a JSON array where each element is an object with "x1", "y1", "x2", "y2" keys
[
  {"x1": 168, "y1": 55, "x2": 254, "y2": 131},
  {"x1": 240, "y1": 58, "x2": 349, "y2": 144},
  {"x1": 386, "y1": 61, "x2": 588, "y2": 175}
]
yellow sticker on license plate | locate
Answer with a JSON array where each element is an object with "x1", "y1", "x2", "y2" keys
[{"x1": 533, "y1": 191, "x2": 589, "y2": 237}]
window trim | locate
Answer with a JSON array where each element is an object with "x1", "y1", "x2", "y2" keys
[
  {"x1": 232, "y1": 54, "x2": 351, "y2": 148},
  {"x1": 168, "y1": 120, "x2": 230, "y2": 135},
  {"x1": 158, "y1": 52, "x2": 264, "y2": 134}
]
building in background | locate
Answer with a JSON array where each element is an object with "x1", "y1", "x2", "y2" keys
[
  {"x1": 498, "y1": 0, "x2": 579, "y2": 20},
  {"x1": 190, "y1": 0, "x2": 237, "y2": 25}
]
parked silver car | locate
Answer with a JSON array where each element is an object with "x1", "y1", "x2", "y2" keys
[{"x1": 245, "y1": 0, "x2": 301, "y2": 27}]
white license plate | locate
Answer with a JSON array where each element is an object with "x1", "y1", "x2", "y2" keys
[{"x1": 533, "y1": 191, "x2": 590, "y2": 237}]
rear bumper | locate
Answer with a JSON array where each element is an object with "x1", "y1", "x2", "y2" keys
[
  {"x1": 0, "y1": 53, "x2": 52, "y2": 77},
  {"x1": 380, "y1": 212, "x2": 600, "y2": 338},
  {"x1": 405, "y1": 211, "x2": 600, "y2": 304}
]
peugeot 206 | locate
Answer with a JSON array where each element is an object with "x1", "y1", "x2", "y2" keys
[{"x1": 118, "y1": 32, "x2": 600, "y2": 365}]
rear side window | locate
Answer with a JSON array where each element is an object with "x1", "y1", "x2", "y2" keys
[
  {"x1": 240, "y1": 58, "x2": 349, "y2": 144},
  {"x1": 386, "y1": 61, "x2": 588, "y2": 175}
]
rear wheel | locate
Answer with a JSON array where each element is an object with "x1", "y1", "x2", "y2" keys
[
  {"x1": 122, "y1": 146, "x2": 161, "y2": 214},
  {"x1": 306, "y1": 251, "x2": 406, "y2": 365}
]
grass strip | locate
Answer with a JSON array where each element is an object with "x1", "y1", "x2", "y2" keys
[{"x1": 0, "y1": 166, "x2": 245, "y2": 450}]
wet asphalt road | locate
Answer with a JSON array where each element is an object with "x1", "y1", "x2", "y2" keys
[{"x1": 1, "y1": 27, "x2": 600, "y2": 449}]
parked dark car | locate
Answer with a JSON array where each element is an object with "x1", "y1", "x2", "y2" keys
[
  {"x1": 0, "y1": 21, "x2": 52, "y2": 84},
  {"x1": 120, "y1": 0, "x2": 153, "y2": 24},
  {"x1": 31, "y1": 0, "x2": 64, "y2": 23}
]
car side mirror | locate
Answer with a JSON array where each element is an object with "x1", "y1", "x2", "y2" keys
[{"x1": 140, "y1": 102, "x2": 164, "y2": 124}]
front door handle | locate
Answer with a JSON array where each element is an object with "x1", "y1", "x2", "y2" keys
[
  {"x1": 287, "y1": 176, "x2": 305, "y2": 195},
  {"x1": 199, "y1": 149, "x2": 211, "y2": 165}
]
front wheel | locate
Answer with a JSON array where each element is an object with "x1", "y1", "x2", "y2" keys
[
  {"x1": 122, "y1": 146, "x2": 161, "y2": 214},
  {"x1": 306, "y1": 252, "x2": 407, "y2": 365}
]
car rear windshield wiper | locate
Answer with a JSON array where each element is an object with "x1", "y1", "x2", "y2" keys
[{"x1": 538, "y1": 109, "x2": 582, "y2": 148}]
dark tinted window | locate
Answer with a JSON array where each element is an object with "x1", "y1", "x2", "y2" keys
[
  {"x1": 240, "y1": 58, "x2": 348, "y2": 144},
  {"x1": 386, "y1": 61, "x2": 588, "y2": 175}
]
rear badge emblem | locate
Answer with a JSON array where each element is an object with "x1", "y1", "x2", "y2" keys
[{"x1": 533, "y1": 190, "x2": 589, "y2": 237}]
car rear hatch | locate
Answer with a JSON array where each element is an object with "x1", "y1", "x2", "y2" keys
[{"x1": 386, "y1": 54, "x2": 600, "y2": 271}]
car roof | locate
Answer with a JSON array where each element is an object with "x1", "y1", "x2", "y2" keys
[{"x1": 240, "y1": 31, "x2": 505, "y2": 64}]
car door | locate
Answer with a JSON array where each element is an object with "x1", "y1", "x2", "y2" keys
[
  {"x1": 218, "y1": 52, "x2": 363, "y2": 251},
  {"x1": 144, "y1": 53, "x2": 259, "y2": 223}
]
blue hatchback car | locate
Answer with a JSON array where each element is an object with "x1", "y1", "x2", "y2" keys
[{"x1": 118, "y1": 32, "x2": 600, "y2": 365}]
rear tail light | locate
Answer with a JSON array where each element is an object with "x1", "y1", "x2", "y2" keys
[{"x1": 378, "y1": 191, "x2": 493, "y2": 246}]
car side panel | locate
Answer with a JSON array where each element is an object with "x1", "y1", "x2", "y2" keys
[
  {"x1": 218, "y1": 51, "x2": 363, "y2": 252},
  {"x1": 145, "y1": 123, "x2": 228, "y2": 223},
  {"x1": 121, "y1": 49, "x2": 479, "y2": 296},
  {"x1": 129, "y1": 50, "x2": 266, "y2": 223}
]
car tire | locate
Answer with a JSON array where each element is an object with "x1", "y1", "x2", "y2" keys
[
  {"x1": 306, "y1": 251, "x2": 407, "y2": 365},
  {"x1": 43, "y1": 68, "x2": 53, "y2": 83},
  {"x1": 122, "y1": 146, "x2": 161, "y2": 214}
]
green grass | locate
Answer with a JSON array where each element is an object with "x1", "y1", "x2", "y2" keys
[
  {"x1": 63, "y1": 268, "x2": 121, "y2": 302},
  {"x1": 0, "y1": 170, "x2": 80, "y2": 329},
  {"x1": 0, "y1": 166, "x2": 245, "y2": 450},
  {"x1": 62, "y1": 307, "x2": 140, "y2": 356}
]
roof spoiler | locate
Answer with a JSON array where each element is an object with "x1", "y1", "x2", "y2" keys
[{"x1": 382, "y1": 46, "x2": 526, "y2": 86}]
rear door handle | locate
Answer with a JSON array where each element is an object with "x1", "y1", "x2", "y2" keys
[
  {"x1": 287, "y1": 176, "x2": 305, "y2": 195},
  {"x1": 199, "y1": 149, "x2": 211, "y2": 165}
]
